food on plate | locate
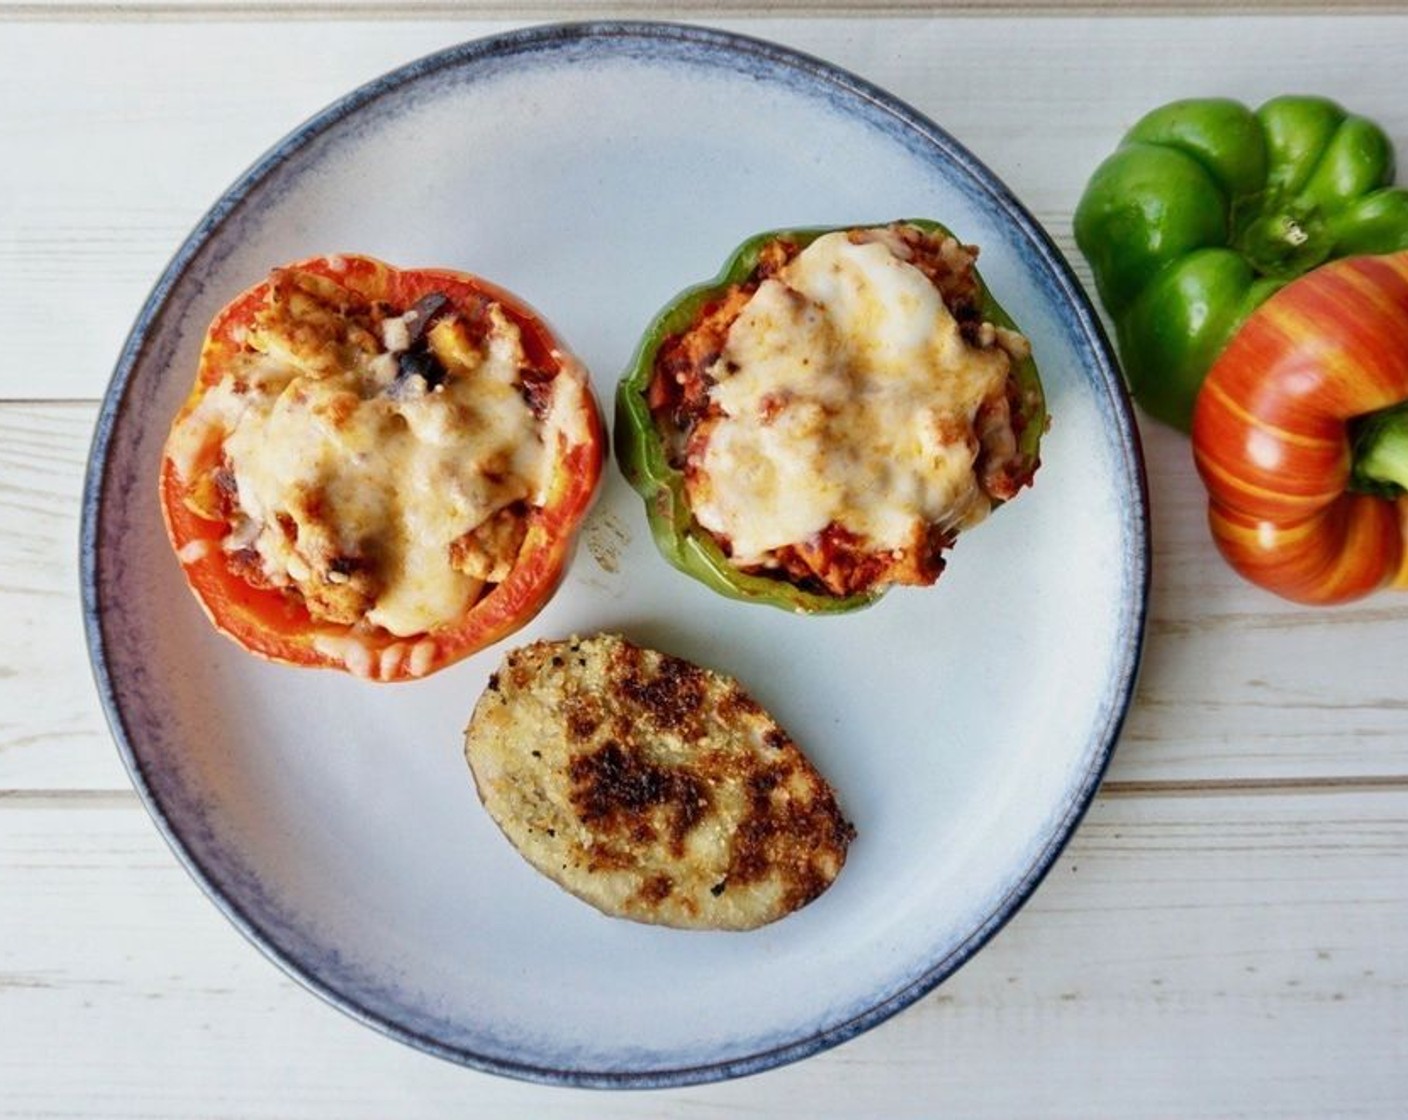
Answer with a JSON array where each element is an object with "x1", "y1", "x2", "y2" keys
[
  {"x1": 463, "y1": 633, "x2": 855, "y2": 930},
  {"x1": 616, "y1": 220, "x2": 1045, "y2": 614},
  {"x1": 1192, "y1": 250, "x2": 1408, "y2": 604},
  {"x1": 1075, "y1": 95, "x2": 1408, "y2": 431},
  {"x1": 159, "y1": 254, "x2": 604, "y2": 681}
]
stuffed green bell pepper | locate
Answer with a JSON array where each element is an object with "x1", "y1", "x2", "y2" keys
[
  {"x1": 615, "y1": 220, "x2": 1046, "y2": 614},
  {"x1": 1075, "y1": 95, "x2": 1408, "y2": 431}
]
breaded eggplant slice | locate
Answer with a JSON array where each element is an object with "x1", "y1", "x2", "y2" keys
[{"x1": 463, "y1": 633, "x2": 854, "y2": 930}]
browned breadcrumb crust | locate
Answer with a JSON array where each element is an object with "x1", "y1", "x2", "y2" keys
[{"x1": 466, "y1": 634, "x2": 855, "y2": 930}]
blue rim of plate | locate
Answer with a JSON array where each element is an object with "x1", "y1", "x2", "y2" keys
[{"x1": 80, "y1": 20, "x2": 1150, "y2": 1089}]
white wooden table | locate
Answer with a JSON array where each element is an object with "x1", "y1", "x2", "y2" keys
[{"x1": 4, "y1": 3, "x2": 1406, "y2": 1116}]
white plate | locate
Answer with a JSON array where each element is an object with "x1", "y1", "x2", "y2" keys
[{"x1": 82, "y1": 22, "x2": 1147, "y2": 1087}]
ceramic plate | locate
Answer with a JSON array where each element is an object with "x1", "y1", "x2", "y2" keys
[{"x1": 82, "y1": 22, "x2": 1147, "y2": 1087}]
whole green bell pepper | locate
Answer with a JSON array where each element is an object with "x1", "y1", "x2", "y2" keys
[
  {"x1": 614, "y1": 220, "x2": 1046, "y2": 614},
  {"x1": 1075, "y1": 95, "x2": 1408, "y2": 431}
]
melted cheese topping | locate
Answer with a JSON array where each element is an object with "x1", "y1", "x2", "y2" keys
[
  {"x1": 170, "y1": 297, "x2": 547, "y2": 638},
  {"x1": 690, "y1": 231, "x2": 1012, "y2": 565}
]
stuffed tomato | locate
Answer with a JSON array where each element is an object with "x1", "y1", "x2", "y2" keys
[
  {"x1": 616, "y1": 221, "x2": 1046, "y2": 614},
  {"x1": 160, "y1": 254, "x2": 604, "y2": 681}
]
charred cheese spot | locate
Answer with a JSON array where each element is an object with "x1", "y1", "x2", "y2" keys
[{"x1": 464, "y1": 634, "x2": 854, "y2": 930}]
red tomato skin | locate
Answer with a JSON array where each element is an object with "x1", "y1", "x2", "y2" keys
[{"x1": 1192, "y1": 251, "x2": 1408, "y2": 604}]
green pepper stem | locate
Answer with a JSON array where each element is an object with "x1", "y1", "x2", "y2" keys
[
  {"x1": 1234, "y1": 206, "x2": 1332, "y2": 279},
  {"x1": 1350, "y1": 400, "x2": 1408, "y2": 498}
]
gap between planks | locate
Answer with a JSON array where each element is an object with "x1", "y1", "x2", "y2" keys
[
  {"x1": 1100, "y1": 774, "x2": 1408, "y2": 798},
  {"x1": 4, "y1": 776, "x2": 1408, "y2": 811}
]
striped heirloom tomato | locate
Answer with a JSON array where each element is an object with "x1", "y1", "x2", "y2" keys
[
  {"x1": 1192, "y1": 250, "x2": 1408, "y2": 604},
  {"x1": 160, "y1": 255, "x2": 605, "y2": 680}
]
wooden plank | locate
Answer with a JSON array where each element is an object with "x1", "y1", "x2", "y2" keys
[
  {"x1": 0, "y1": 789, "x2": 1403, "y2": 1116},
  {"x1": 1118, "y1": 419, "x2": 1408, "y2": 784},
  {"x1": 4, "y1": 16, "x2": 1408, "y2": 400},
  {"x1": 0, "y1": 404, "x2": 130, "y2": 791},
  {"x1": 12, "y1": 401, "x2": 1405, "y2": 791}
]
